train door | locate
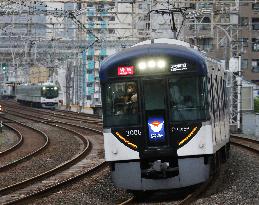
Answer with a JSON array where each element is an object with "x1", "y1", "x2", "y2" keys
[{"x1": 140, "y1": 78, "x2": 177, "y2": 159}]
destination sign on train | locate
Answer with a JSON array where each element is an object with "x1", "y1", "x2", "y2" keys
[{"x1": 117, "y1": 66, "x2": 134, "y2": 76}]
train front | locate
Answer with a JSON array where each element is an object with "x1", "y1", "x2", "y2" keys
[
  {"x1": 40, "y1": 85, "x2": 59, "y2": 109},
  {"x1": 100, "y1": 41, "x2": 212, "y2": 190}
]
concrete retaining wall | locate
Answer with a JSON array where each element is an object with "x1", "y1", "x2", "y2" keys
[
  {"x1": 242, "y1": 112, "x2": 259, "y2": 140},
  {"x1": 256, "y1": 114, "x2": 259, "y2": 137}
]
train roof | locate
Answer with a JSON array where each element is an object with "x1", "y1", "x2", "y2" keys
[
  {"x1": 17, "y1": 83, "x2": 56, "y2": 87},
  {"x1": 100, "y1": 39, "x2": 207, "y2": 81}
]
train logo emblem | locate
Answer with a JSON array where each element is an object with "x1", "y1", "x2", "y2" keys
[
  {"x1": 148, "y1": 120, "x2": 164, "y2": 133},
  {"x1": 148, "y1": 117, "x2": 165, "y2": 141}
]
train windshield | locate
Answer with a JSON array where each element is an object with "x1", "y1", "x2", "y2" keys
[
  {"x1": 42, "y1": 86, "x2": 59, "y2": 99},
  {"x1": 169, "y1": 76, "x2": 209, "y2": 122},
  {"x1": 103, "y1": 81, "x2": 139, "y2": 127}
]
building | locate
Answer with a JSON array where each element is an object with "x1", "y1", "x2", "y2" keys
[
  {"x1": 77, "y1": 1, "x2": 140, "y2": 109},
  {"x1": 239, "y1": 2, "x2": 259, "y2": 84},
  {"x1": 182, "y1": 1, "x2": 259, "y2": 85}
]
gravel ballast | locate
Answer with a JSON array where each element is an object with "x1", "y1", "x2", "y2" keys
[
  {"x1": 0, "y1": 114, "x2": 85, "y2": 188},
  {"x1": 29, "y1": 145, "x2": 258, "y2": 205},
  {"x1": 194, "y1": 145, "x2": 259, "y2": 205},
  {"x1": 0, "y1": 126, "x2": 19, "y2": 152}
]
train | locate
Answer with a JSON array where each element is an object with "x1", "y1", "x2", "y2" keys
[
  {"x1": 16, "y1": 83, "x2": 59, "y2": 109},
  {"x1": 0, "y1": 83, "x2": 16, "y2": 99},
  {"x1": 100, "y1": 38, "x2": 230, "y2": 191},
  {"x1": 0, "y1": 103, "x2": 4, "y2": 115}
]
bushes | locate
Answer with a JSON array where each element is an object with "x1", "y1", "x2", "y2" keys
[{"x1": 255, "y1": 97, "x2": 259, "y2": 113}]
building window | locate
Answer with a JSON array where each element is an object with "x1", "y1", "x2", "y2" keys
[
  {"x1": 240, "y1": 3, "x2": 249, "y2": 6},
  {"x1": 252, "y1": 3, "x2": 259, "y2": 10},
  {"x1": 108, "y1": 29, "x2": 114, "y2": 34},
  {"x1": 87, "y1": 82, "x2": 94, "y2": 87},
  {"x1": 99, "y1": 56, "x2": 105, "y2": 61},
  {"x1": 201, "y1": 17, "x2": 211, "y2": 30},
  {"x1": 189, "y1": 3, "x2": 196, "y2": 9},
  {"x1": 109, "y1": 2, "x2": 115, "y2": 7},
  {"x1": 252, "y1": 38, "x2": 259, "y2": 52},
  {"x1": 77, "y1": 3, "x2": 81, "y2": 10},
  {"x1": 220, "y1": 16, "x2": 230, "y2": 23},
  {"x1": 240, "y1": 38, "x2": 249, "y2": 47},
  {"x1": 239, "y1": 17, "x2": 249, "y2": 26},
  {"x1": 252, "y1": 18, "x2": 259, "y2": 30},
  {"x1": 198, "y1": 38, "x2": 213, "y2": 51},
  {"x1": 87, "y1": 69, "x2": 93, "y2": 74},
  {"x1": 98, "y1": 4, "x2": 104, "y2": 9},
  {"x1": 109, "y1": 16, "x2": 115, "y2": 21},
  {"x1": 241, "y1": 59, "x2": 248, "y2": 70},
  {"x1": 87, "y1": 56, "x2": 93, "y2": 60},
  {"x1": 252, "y1": 59, "x2": 259, "y2": 72},
  {"x1": 87, "y1": 95, "x2": 92, "y2": 100}
]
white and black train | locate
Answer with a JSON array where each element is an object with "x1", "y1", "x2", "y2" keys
[
  {"x1": 100, "y1": 38, "x2": 230, "y2": 191},
  {"x1": 16, "y1": 83, "x2": 59, "y2": 109}
]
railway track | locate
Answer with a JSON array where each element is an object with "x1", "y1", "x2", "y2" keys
[
  {"x1": 1, "y1": 101, "x2": 102, "y2": 125},
  {"x1": 118, "y1": 136, "x2": 259, "y2": 205},
  {"x1": 118, "y1": 175, "x2": 215, "y2": 205},
  {"x1": 230, "y1": 135, "x2": 259, "y2": 154},
  {"x1": 0, "y1": 120, "x2": 104, "y2": 204},
  {"x1": 4, "y1": 108, "x2": 102, "y2": 135},
  {"x1": 0, "y1": 123, "x2": 23, "y2": 156},
  {"x1": 0, "y1": 106, "x2": 106, "y2": 204},
  {"x1": 5, "y1": 103, "x2": 258, "y2": 204},
  {"x1": 7, "y1": 106, "x2": 102, "y2": 126},
  {"x1": 0, "y1": 118, "x2": 48, "y2": 171}
]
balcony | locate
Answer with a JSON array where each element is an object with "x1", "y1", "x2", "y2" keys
[
  {"x1": 252, "y1": 23, "x2": 259, "y2": 30},
  {"x1": 252, "y1": 67, "x2": 259, "y2": 72}
]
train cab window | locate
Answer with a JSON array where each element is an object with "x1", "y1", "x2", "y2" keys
[
  {"x1": 41, "y1": 86, "x2": 59, "y2": 99},
  {"x1": 103, "y1": 82, "x2": 139, "y2": 127},
  {"x1": 169, "y1": 76, "x2": 209, "y2": 122}
]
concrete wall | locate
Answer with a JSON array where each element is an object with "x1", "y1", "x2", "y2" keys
[
  {"x1": 242, "y1": 112, "x2": 259, "y2": 139},
  {"x1": 256, "y1": 114, "x2": 259, "y2": 137}
]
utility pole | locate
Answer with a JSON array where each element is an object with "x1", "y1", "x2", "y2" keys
[{"x1": 65, "y1": 60, "x2": 72, "y2": 110}]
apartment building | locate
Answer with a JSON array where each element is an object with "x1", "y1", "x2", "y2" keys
[
  {"x1": 239, "y1": 2, "x2": 259, "y2": 84},
  {"x1": 77, "y1": 1, "x2": 140, "y2": 108},
  {"x1": 186, "y1": 2, "x2": 259, "y2": 85}
]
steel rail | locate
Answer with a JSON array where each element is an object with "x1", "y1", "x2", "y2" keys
[
  {"x1": 0, "y1": 109, "x2": 105, "y2": 205},
  {"x1": 230, "y1": 135, "x2": 259, "y2": 154},
  {"x1": 0, "y1": 117, "x2": 49, "y2": 171},
  {"x1": 0, "y1": 123, "x2": 23, "y2": 156}
]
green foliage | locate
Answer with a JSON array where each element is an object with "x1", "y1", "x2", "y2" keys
[{"x1": 254, "y1": 97, "x2": 259, "y2": 113}]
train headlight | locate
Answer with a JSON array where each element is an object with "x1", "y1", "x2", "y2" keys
[
  {"x1": 148, "y1": 60, "x2": 156, "y2": 68},
  {"x1": 138, "y1": 59, "x2": 166, "y2": 71},
  {"x1": 157, "y1": 60, "x2": 166, "y2": 69},
  {"x1": 54, "y1": 87, "x2": 58, "y2": 90},
  {"x1": 43, "y1": 87, "x2": 46, "y2": 90},
  {"x1": 138, "y1": 62, "x2": 147, "y2": 70}
]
